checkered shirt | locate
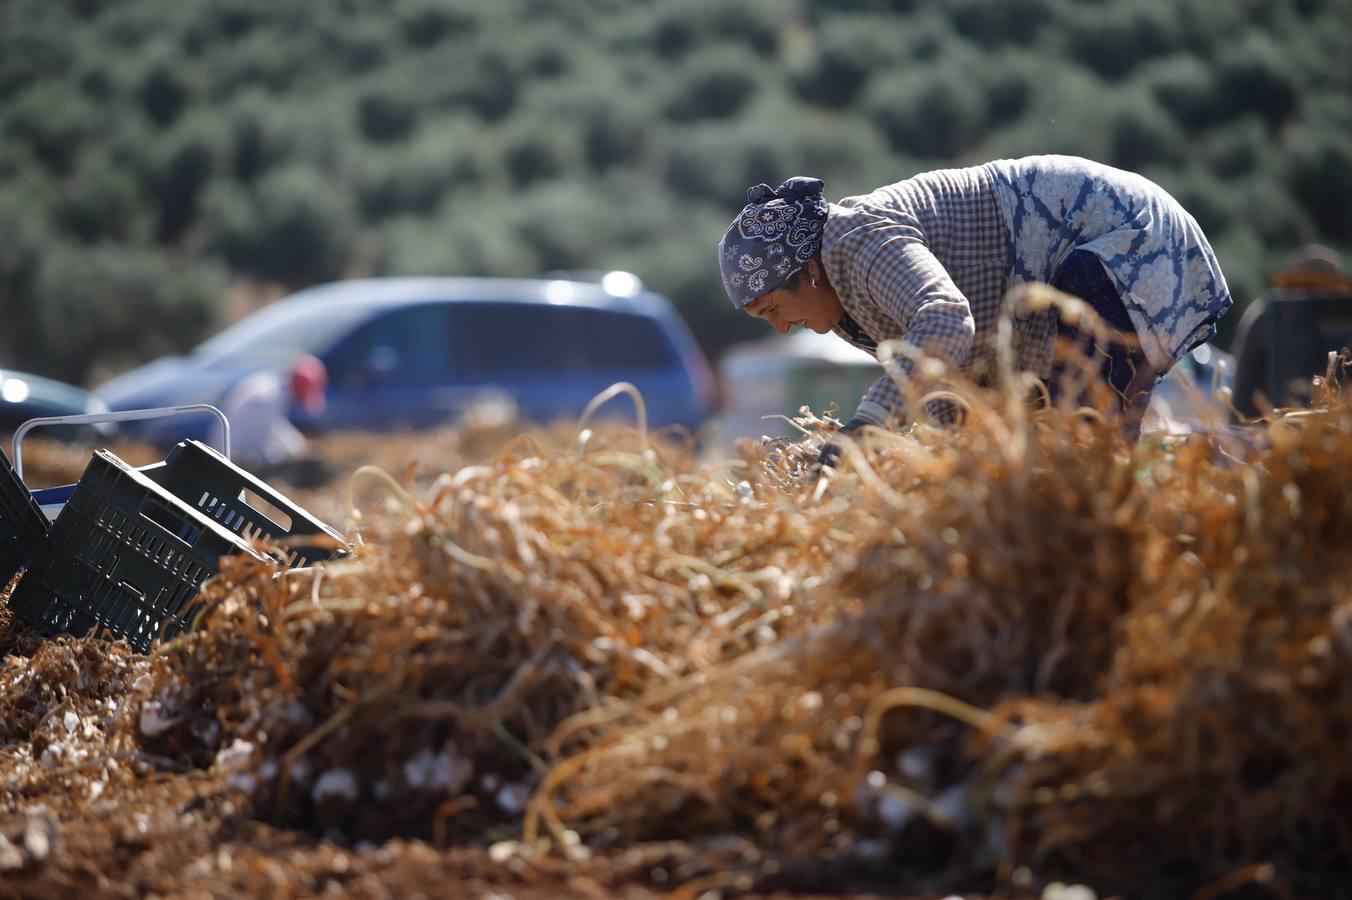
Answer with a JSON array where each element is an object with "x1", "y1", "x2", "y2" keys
[{"x1": 821, "y1": 163, "x2": 1056, "y2": 426}]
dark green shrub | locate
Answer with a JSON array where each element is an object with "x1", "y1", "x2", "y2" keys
[
  {"x1": 516, "y1": 26, "x2": 574, "y2": 79},
  {"x1": 787, "y1": 116, "x2": 899, "y2": 195},
  {"x1": 1292, "y1": 0, "x2": 1335, "y2": 15},
  {"x1": 151, "y1": 116, "x2": 224, "y2": 242},
  {"x1": 98, "y1": 2, "x2": 196, "y2": 48},
  {"x1": 650, "y1": 9, "x2": 696, "y2": 58},
  {"x1": 0, "y1": 11, "x2": 76, "y2": 103},
  {"x1": 29, "y1": 244, "x2": 223, "y2": 384},
  {"x1": 498, "y1": 118, "x2": 579, "y2": 188},
  {"x1": 1164, "y1": 169, "x2": 1234, "y2": 241},
  {"x1": 1207, "y1": 230, "x2": 1267, "y2": 315},
  {"x1": 1109, "y1": 88, "x2": 1186, "y2": 170},
  {"x1": 639, "y1": 0, "x2": 781, "y2": 59},
  {"x1": 77, "y1": 66, "x2": 116, "y2": 101},
  {"x1": 1237, "y1": 177, "x2": 1316, "y2": 249},
  {"x1": 324, "y1": 24, "x2": 391, "y2": 74},
  {"x1": 205, "y1": 28, "x2": 307, "y2": 97},
  {"x1": 226, "y1": 95, "x2": 296, "y2": 183},
  {"x1": 0, "y1": 141, "x2": 37, "y2": 183},
  {"x1": 259, "y1": 97, "x2": 356, "y2": 173},
  {"x1": 524, "y1": 79, "x2": 649, "y2": 173},
  {"x1": 55, "y1": 160, "x2": 145, "y2": 243},
  {"x1": 947, "y1": 0, "x2": 1062, "y2": 46},
  {"x1": 156, "y1": 144, "x2": 214, "y2": 242},
  {"x1": 802, "y1": 0, "x2": 925, "y2": 19},
  {"x1": 1142, "y1": 55, "x2": 1220, "y2": 129},
  {"x1": 356, "y1": 88, "x2": 419, "y2": 143},
  {"x1": 582, "y1": 95, "x2": 646, "y2": 172},
  {"x1": 376, "y1": 197, "x2": 522, "y2": 278},
  {"x1": 0, "y1": 192, "x2": 50, "y2": 362},
  {"x1": 509, "y1": 182, "x2": 617, "y2": 273},
  {"x1": 1213, "y1": 35, "x2": 1300, "y2": 128},
  {"x1": 399, "y1": 0, "x2": 477, "y2": 47},
  {"x1": 3, "y1": 83, "x2": 96, "y2": 174},
  {"x1": 982, "y1": 53, "x2": 1037, "y2": 126},
  {"x1": 864, "y1": 67, "x2": 988, "y2": 159},
  {"x1": 660, "y1": 97, "x2": 901, "y2": 210},
  {"x1": 356, "y1": 151, "x2": 443, "y2": 220},
  {"x1": 204, "y1": 165, "x2": 357, "y2": 287},
  {"x1": 1060, "y1": 2, "x2": 1183, "y2": 78},
  {"x1": 664, "y1": 47, "x2": 760, "y2": 122},
  {"x1": 355, "y1": 119, "x2": 486, "y2": 219},
  {"x1": 139, "y1": 62, "x2": 190, "y2": 127},
  {"x1": 972, "y1": 58, "x2": 1116, "y2": 163},
  {"x1": 791, "y1": 14, "x2": 913, "y2": 107},
  {"x1": 1289, "y1": 132, "x2": 1352, "y2": 243},
  {"x1": 1169, "y1": 1, "x2": 1249, "y2": 58},
  {"x1": 662, "y1": 124, "x2": 792, "y2": 205},
  {"x1": 200, "y1": 1, "x2": 266, "y2": 41},
  {"x1": 696, "y1": 0, "x2": 782, "y2": 57},
  {"x1": 460, "y1": 47, "x2": 522, "y2": 121},
  {"x1": 1198, "y1": 117, "x2": 1268, "y2": 179}
]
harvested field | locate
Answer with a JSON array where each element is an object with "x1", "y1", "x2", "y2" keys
[{"x1": 2, "y1": 342, "x2": 1351, "y2": 899}]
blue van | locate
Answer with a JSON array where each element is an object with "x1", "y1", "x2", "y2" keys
[{"x1": 95, "y1": 277, "x2": 716, "y2": 447}]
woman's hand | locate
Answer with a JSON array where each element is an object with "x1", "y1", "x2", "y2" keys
[{"x1": 809, "y1": 419, "x2": 868, "y2": 479}]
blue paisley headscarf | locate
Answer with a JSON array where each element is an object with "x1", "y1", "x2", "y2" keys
[{"x1": 719, "y1": 177, "x2": 829, "y2": 309}]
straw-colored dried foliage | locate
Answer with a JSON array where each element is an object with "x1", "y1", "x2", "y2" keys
[{"x1": 2, "y1": 342, "x2": 1351, "y2": 899}]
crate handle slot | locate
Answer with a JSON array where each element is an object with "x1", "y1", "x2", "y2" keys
[
  {"x1": 11, "y1": 404, "x2": 231, "y2": 482},
  {"x1": 137, "y1": 496, "x2": 203, "y2": 549},
  {"x1": 239, "y1": 488, "x2": 294, "y2": 533},
  {"x1": 169, "y1": 443, "x2": 318, "y2": 534},
  {"x1": 199, "y1": 468, "x2": 302, "y2": 527}
]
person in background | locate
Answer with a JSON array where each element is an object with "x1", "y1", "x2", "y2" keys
[
  {"x1": 209, "y1": 354, "x2": 327, "y2": 472},
  {"x1": 718, "y1": 155, "x2": 1232, "y2": 469},
  {"x1": 1230, "y1": 244, "x2": 1352, "y2": 419}
]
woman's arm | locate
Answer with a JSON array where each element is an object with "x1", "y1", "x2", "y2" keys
[{"x1": 849, "y1": 237, "x2": 977, "y2": 425}]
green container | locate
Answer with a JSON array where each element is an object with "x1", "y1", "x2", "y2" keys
[{"x1": 784, "y1": 358, "x2": 879, "y2": 421}]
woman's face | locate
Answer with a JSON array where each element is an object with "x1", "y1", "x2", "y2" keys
[{"x1": 744, "y1": 266, "x2": 842, "y2": 335}]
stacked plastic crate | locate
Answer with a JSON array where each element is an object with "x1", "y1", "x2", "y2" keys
[
  {"x1": 1, "y1": 445, "x2": 48, "y2": 597},
  {"x1": 2, "y1": 440, "x2": 346, "y2": 653}
]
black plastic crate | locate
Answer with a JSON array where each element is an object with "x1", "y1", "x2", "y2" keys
[
  {"x1": 146, "y1": 440, "x2": 348, "y2": 567},
  {"x1": 1, "y1": 445, "x2": 48, "y2": 588},
  {"x1": 7, "y1": 449, "x2": 271, "y2": 653}
]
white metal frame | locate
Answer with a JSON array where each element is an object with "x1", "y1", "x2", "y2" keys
[{"x1": 11, "y1": 404, "x2": 231, "y2": 483}]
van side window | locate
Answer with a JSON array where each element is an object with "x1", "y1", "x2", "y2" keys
[
  {"x1": 570, "y1": 308, "x2": 678, "y2": 370},
  {"x1": 326, "y1": 305, "x2": 452, "y2": 384},
  {"x1": 447, "y1": 303, "x2": 677, "y2": 376},
  {"x1": 448, "y1": 303, "x2": 565, "y2": 375}
]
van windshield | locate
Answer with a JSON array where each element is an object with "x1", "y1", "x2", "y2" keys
[{"x1": 192, "y1": 300, "x2": 377, "y2": 364}]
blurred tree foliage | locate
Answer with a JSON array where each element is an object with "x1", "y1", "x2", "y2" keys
[{"x1": 0, "y1": 0, "x2": 1349, "y2": 384}]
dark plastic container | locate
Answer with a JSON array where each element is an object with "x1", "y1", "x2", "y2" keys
[
  {"x1": 144, "y1": 440, "x2": 347, "y2": 567},
  {"x1": 6, "y1": 449, "x2": 271, "y2": 652},
  {"x1": 1, "y1": 445, "x2": 48, "y2": 589},
  {"x1": 1264, "y1": 292, "x2": 1352, "y2": 408}
]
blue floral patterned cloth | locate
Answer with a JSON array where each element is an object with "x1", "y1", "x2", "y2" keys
[
  {"x1": 986, "y1": 155, "x2": 1232, "y2": 371},
  {"x1": 719, "y1": 177, "x2": 829, "y2": 308}
]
